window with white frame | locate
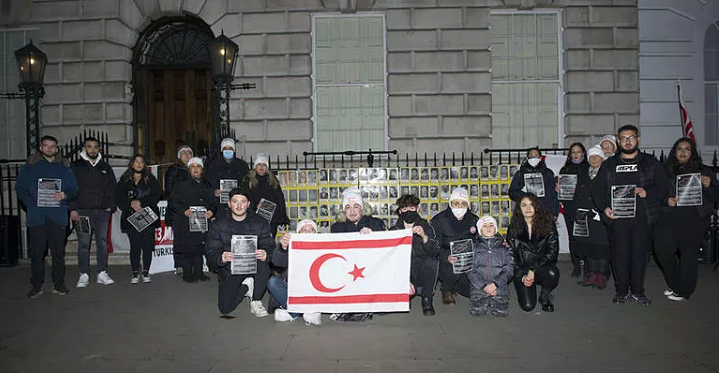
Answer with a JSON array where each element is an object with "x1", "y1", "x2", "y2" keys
[
  {"x1": 490, "y1": 12, "x2": 561, "y2": 149},
  {"x1": 705, "y1": 21, "x2": 719, "y2": 146},
  {"x1": 0, "y1": 29, "x2": 39, "y2": 159},
  {"x1": 312, "y1": 14, "x2": 386, "y2": 152}
]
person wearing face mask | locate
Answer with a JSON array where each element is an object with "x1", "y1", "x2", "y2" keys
[
  {"x1": 242, "y1": 152, "x2": 289, "y2": 238},
  {"x1": 568, "y1": 146, "x2": 611, "y2": 289},
  {"x1": 389, "y1": 194, "x2": 440, "y2": 316},
  {"x1": 507, "y1": 193, "x2": 560, "y2": 312},
  {"x1": 599, "y1": 135, "x2": 618, "y2": 158},
  {"x1": 16, "y1": 135, "x2": 79, "y2": 298},
  {"x1": 508, "y1": 147, "x2": 559, "y2": 217},
  {"x1": 167, "y1": 157, "x2": 218, "y2": 283},
  {"x1": 430, "y1": 187, "x2": 479, "y2": 305},
  {"x1": 205, "y1": 138, "x2": 250, "y2": 218},
  {"x1": 268, "y1": 219, "x2": 322, "y2": 325},
  {"x1": 330, "y1": 187, "x2": 385, "y2": 322},
  {"x1": 164, "y1": 142, "x2": 193, "y2": 275},
  {"x1": 557, "y1": 142, "x2": 589, "y2": 278},
  {"x1": 69, "y1": 137, "x2": 117, "y2": 288},
  {"x1": 592, "y1": 125, "x2": 669, "y2": 306},
  {"x1": 655, "y1": 138, "x2": 719, "y2": 301}
]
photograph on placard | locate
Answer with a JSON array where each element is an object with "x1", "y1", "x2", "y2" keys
[
  {"x1": 470, "y1": 166, "x2": 478, "y2": 181},
  {"x1": 379, "y1": 186, "x2": 388, "y2": 201},
  {"x1": 482, "y1": 201, "x2": 490, "y2": 215},
  {"x1": 289, "y1": 189, "x2": 298, "y2": 204},
  {"x1": 480, "y1": 166, "x2": 489, "y2": 181},
  {"x1": 491, "y1": 201, "x2": 500, "y2": 216},
  {"x1": 389, "y1": 185, "x2": 398, "y2": 199},
  {"x1": 410, "y1": 186, "x2": 419, "y2": 198},
  {"x1": 307, "y1": 170, "x2": 317, "y2": 185},
  {"x1": 388, "y1": 168, "x2": 398, "y2": 181},
  {"x1": 298, "y1": 189, "x2": 307, "y2": 203},
  {"x1": 308, "y1": 189, "x2": 318, "y2": 203},
  {"x1": 501, "y1": 183, "x2": 509, "y2": 198},
  {"x1": 298, "y1": 171, "x2": 307, "y2": 186},
  {"x1": 349, "y1": 168, "x2": 358, "y2": 183},
  {"x1": 440, "y1": 167, "x2": 449, "y2": 182},
  {"x1": 309, "y1": 206, "x2": 318, "y2": 219},
  {"x1": 470, "y1": 184, "x2": 479, "y2": 198},
  {"x1": 420, "y1": 203, "x2": 429, "y2": 218},
  {"x1": 429, "y1": 185, "x2": 439, "y2": 200},
  {"x1": 499, "y1": 165, "x2": 509, "y2": 181},
  {"x1": 450, "y1": 167, "x2": 459, "y2": 182},
  {"x1": 420, "y1": 186, "x2": 428, "y2": 199},
  {"x1": 400, "y1": 167, "x2": 410, "y2": 182},
  {"x1": 410, "y1": 168, "x2": 420, "y2": 182},
  {"x1": 489, "y1": 165, "x2": 498, "y2": 181},
  {"x1": 289, "y1": 207, "x2": 298, "y2": 219},
  {"x1": 460, "y1": 166, "x2": 468, "y2": 181},
  {"x1": 509, "y1": 164, "x2": 519, "y2": 178},
  {"x1": 430, "y1": 167, "x2": 439, "y2": 182},
  {"x1": 299, "y1": 206, "x2": 308, "y2": 219},
  {"x1": 470, "y1": 201, "x2": 479, "y2": 214},
  {"x1": 400, "y1": 185, "x2": 410, "y2": 197},
  {"x1": 440, "y1": 185, "x2": 450, "y2": 200},
  {"x1": 491, "y1": 184, "x2": 500, "y2": 199},
  {"x1": 320, "y1": 204, "x2": 329, "y2": 218},
  {"x1": 329, "y1": 169, "x2": 338, "y2": 184},
  {"x1": 481, "y1": 184, "x2": 489, "y2": 199},
  {"x1": 501, "y1": 200, "x2": 510, "y2": 215},
  {"x1": 319, "y1": 169, "x2": 328, "y2": 184},
  {"x1": 339, "y1": 169, "x2": 348, "y2": 183},
  {"x1": 319, "y1": 187, "x2": 329, "y2": 201},
  {"x1": 420, "y1": 168, "x2": 429, "y2": 182},
  {"x1": 329, "y1": 187, "x2": 339, "y2": 201}
]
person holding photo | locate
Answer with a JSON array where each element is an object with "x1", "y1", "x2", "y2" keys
[
  {"x1": 116, "y1": 154, "x2": 162, "y2": 284},
  {"x1": 164, "y1": 142, "x2": 193, "y2": 275},
  {"x1": 557, "y1": 142, "x2": 588, "y2": 279},
  {"x1": 507, "y1": 193, "x2": 560, "y2": 313},
  {"x1": 167, "y1": 157, "x2": 218, "y2": 283},
  {"x1": 592, "y1": 125, "x2": 669, "y2": 306},
  {"x1": 508, "y1": 147, "x2": 559, "y2": 217},
  {"x1": 206, "y1": 138, "x2": 250, "y2": 218},
  {"x1": 243, "y1": 153, "x2": 288, "y2": 238},
  {"x1": 655, "y1": 138, "x2": 719, "y2": 301}
]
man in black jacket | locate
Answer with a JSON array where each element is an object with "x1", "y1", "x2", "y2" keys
[
  {"x1": 69, "y1": 137, "x2": 116, "y2": 288},
  {"x1": 389, "y1": 194, "x2": 440, "y2": 316},
  {"x1": 592, "y1": 124, "x2": 669, "y2": 306},
  {"x1": 205, "y1": 187, "x2": 275, "y2": 317},
  {"x1": 205, "y1": 138, "x2": 250, "y2": 219},
  {"x1": 431, "y1": 187, "x2": 479, "y2": 305}
]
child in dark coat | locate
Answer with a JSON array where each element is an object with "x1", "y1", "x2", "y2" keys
[{"x1": 468, "y1": 216, "x2": 515, "y2": 317}]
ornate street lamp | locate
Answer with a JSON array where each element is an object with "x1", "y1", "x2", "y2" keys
[
  {"x1": 0, "y1": 41, "x2": 47, "y2": 156},
  {"x1": 15, "y1": 41, "x2": 47, "y2": 156},
  {"x1": 209, "y1": 31, "x2": 239, "y2": 148}
]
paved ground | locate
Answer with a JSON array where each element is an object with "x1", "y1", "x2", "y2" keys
[{"x1": 1, "y1": 261, "x2": 718, "y2": 373}]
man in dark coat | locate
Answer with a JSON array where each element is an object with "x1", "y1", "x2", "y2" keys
[
  {"x1": 205, "y1": 138, "x2": 250, "y2": 219},
  {"x1": 69, "y1": 136, "x2": 117, "y2": 288}
]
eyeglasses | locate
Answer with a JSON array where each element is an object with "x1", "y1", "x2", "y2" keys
[{"x1": 618, "y1": 135, "x2": 637, "y2": 142}]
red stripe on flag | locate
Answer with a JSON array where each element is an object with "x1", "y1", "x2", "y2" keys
[
  {"x1": 292, "y1": 236, "x2": 413, "y2": 250},
  {"x1": 289, "y1": 293, "x2": 409, "y2": 304}
]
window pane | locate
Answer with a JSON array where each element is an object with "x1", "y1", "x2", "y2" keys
[{"x1": 706, "y1": 84, "x2": 718, "y2": 145}]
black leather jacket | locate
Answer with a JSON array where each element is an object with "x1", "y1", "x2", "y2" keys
[{"x1": 506, "y1": 221, "x2": 559, "y2": 279}]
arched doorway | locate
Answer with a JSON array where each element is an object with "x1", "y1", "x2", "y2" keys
[{"x1": 132, "y1": 16, "x2": 214, "y2": 164}]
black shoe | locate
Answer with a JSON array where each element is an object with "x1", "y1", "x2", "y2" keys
[
  {"x1": 182, "y1": 275, "x2": 198, "y2": 283},
  {"x1": 27, "y1": 286, "x2": 43, "y2": 299},
  {"x1": 421, "y1": 296, "x2": 435, "y2": 316},
  {"x1": 612, "y1": 293, "x2": 630, "y2": 305},
  {"x1": 196, "y1": 273, "x2": 211, "y2": 282},
  {"x1": 539, "y1": 290, "x2": 554, "y2": 312},
  {"x1": 631, "y1": 293, "x2": 652, "y2": 306},
  {"x1": 52, "y1": 284, "x2": 69, "y2": 295}
]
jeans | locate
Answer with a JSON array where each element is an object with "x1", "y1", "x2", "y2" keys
[
  {"x1": 267, "y1": 276, "x2": 300, "y2": 318},
  {"x1": 28, "y1": 222, "x2": 67, "y2": 287},
  {"x1": 75, "y1": 209, "x2": 111, "y2": 274}
]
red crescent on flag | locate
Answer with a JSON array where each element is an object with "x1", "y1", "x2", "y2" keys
[{"x1": 309, "y1": 253, "x2": 347, "y2": 293}]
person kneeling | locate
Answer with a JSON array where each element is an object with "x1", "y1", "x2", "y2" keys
[
  {"x1": 467, "y1": 216, "x2": 514, "y2": 317},
  {"x1": 205, "y1": 188, "x2": 274, "y2": 317},
  {"x1": 267, "y1": 219, "x2": 322, "y2": 326}
]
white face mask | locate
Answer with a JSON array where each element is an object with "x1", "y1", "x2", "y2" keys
[
  {"x1": 451, "y1": 207, "x2": 467, "y2": 220},
  {"x1": 527, "y1": 157, "x2": 541, "y2": 167}
]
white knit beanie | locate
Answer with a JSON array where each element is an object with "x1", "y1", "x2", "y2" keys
[
  {"x1": 296, "y1": 219, "x2": 318, "y2": 233},
  {"x1": 587, "y1": 145, "x2": 606, "y2": 160},
  {"x1": 449, "y1": 187, "x2": 469, "y2": 204},
  {"x1": 253, "y1": 153, "x2": 269, "y2": 168},
  {"x1": 187, "y1": 157, "x2": 204, "y2": 169},
  {"x1": 220, "y1": 138, "x2": 235, "y2": 151},
  {"x1": 342, "y1": 187, "x2": 363, "y2": 209}
]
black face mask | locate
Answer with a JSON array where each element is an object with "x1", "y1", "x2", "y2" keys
[{"x1": 400, "y1": 210, "x2": 420, "y2": 224}]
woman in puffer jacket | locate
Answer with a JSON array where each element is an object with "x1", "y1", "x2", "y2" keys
[{"x1": 507, "y1": 193, "x2": 560, "y2": 313}]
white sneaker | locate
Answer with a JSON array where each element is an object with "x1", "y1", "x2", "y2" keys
[
  {"x1": 96, "y1": 271, "x2": 115, "y2": 285},
  {"x1": 76, "y1": 273, "x2": 89, "y2": 288},
  {"x1": 663, "y1": 289, "x2": 674, "y2": 296},
  {"x1": 241, "y1": 277, "x2": 254, "y2": 299},
  {"x1": 302, "y1": 312, "x2": 322, "y2": 326},
  {"x1": 274, "y1": 309, "x2": 296, "y2": 322},
  {"x1": 142, "y1": 273, "x2": 151, "y2": 283},
  {"x1": 667, "y1": 293, "x2": 687, "y2": 302},
  {"x1": 130, "y1": 274, "x2": 140, "y2": 284},
  {"x1": 250, "y1": 301, "x2": 269, "y2": 317}
]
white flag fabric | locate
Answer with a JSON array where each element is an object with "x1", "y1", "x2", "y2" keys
[{"x1": 287, "y1": 229, "x2": 412, "y2": 314}]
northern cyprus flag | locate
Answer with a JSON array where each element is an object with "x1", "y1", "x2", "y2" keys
[{"x1": 287, "y1": 229, "x2": 412, "y2": 314}]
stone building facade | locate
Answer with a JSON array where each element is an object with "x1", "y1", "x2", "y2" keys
[{"x1": 0, "y1": 0, "x2": 640, "y2": 164}]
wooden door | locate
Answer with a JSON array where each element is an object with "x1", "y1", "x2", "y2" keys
[{"x1": 147, "y1": 69, "x2": 211, "y2": 164}]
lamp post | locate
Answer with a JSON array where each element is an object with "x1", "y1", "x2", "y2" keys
[
  {"x1": 209, "y1": 31, "x2": 239, "y2": 149},
  {"x1": 12, "y1": 41, "x2": 47, "y2": 156}
]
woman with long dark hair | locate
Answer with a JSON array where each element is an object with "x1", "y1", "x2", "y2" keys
[
  {"x1": 116, "y1": 154, "x2": 162, "y2": 284},
  {"x1": 243, "y1": 153, "x2": 288, "y2": 238},
  {"x1": 507, "y1": 193, "x2": 560, "y2": 312},
  {"x1": 655, "y1": 137, "x2": 719, "y2": 301},
  {"x1": 558, "y1": 142, "x2": 588, "y2": 278}
]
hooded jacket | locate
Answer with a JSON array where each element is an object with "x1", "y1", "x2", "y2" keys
[
  {"x1": 15, "y1": 153, "x2": 79, "y2": 227},
  {"x1": 508, "y1": 158, "x2": 559, "y2": 216},
  {"x1": 591, "y1": 151, "x2": 669, "y2": 226},
  {"x1": 69, "y1": 152, "x2": 116, "y2": 211},
  {"x1": 467, "y1": 233, "x2": 515, "y2": 297},
  {"x1": 331, "y1": 202, "x2": 386, "y2": 232},
  {"x1": 507, "y1": 221, "x2": 559, "y2": 279}
]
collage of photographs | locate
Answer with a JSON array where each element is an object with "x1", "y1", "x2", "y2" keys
[{"x1": 277, "y1": 164, "x2": 519, "y2": 234}]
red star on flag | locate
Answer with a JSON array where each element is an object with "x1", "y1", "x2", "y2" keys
[{"x1": 348, "y1": 264, "x2": 365, "y2": 282}]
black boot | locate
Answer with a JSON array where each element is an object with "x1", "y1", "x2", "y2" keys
[
  {"x1": 182, "y1": 259, "x2": 197, "y2": 283},
  {"x1": 421, "y1": 296, "x2": 435, "y2": 316},
  {"x1": 539, "y1": 289, "x2": 555, "y2": 312},
  {"x1": 570, "y1": 254, "x2": 582, "y2": 278}
]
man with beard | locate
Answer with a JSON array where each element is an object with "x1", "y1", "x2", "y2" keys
[
  {"x1": 17, "y1": 135, "x2": 79, "y2": 298},
  {"x1": 69, "y1": 137, "x2": 117, "y2": 288},
  {"x1": 592, "y1": 125, "x2": 669, "y2": 306}
]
